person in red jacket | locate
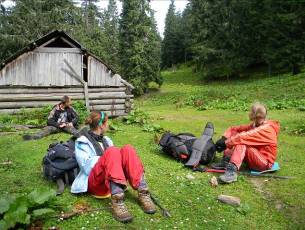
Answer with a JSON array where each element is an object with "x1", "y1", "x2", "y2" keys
[{"x1": 211, "y1": 102, "x2": 280, "y2": 183}]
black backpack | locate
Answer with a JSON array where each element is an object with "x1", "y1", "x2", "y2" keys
[
  {"x1": 159, "y1": 132, "x2": 197, "y2": 160},
  {"x1": 42, "y1": 128, "x2": 109, "y2": 195},
  {"x1": 159, "y1": 122, "x2": 216, "y2": 166},
  {"x1": 42, "y1": 140, "x2": 79, "y2": 185}
]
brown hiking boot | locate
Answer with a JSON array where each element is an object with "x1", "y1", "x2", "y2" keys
[
  {"x1": 111, "y1": 193, "x2": 133, "y2": 223},
  {"x1": 138, "y1": 189, "x2": 156, "y2": 214}
]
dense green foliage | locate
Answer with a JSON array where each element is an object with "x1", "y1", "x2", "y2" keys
[
  {"x1": 120, "y1": 0, "x2": 162, "y2": 95},
  {"x1": 161, "y1": 0, "x2": 183, "y2": 68},
  {"x1": 162, "y1": 0, "x2": 305, "y2": 78},
  {"x1": 0, "y1": 0, "x2": 162, "y2": 95},
  {"x1": 0, "y1": 188, "x2": 56, "y2": 230}
]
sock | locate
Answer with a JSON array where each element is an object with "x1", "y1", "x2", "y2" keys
[
  {"x1": 138, "y1": 175, "x2": 148, "y2": 191},
  {"x1": 110, "y1": 181, "x2": 124, "y2": 195}
]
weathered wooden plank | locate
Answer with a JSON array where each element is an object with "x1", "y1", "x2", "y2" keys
[
  {"x1": 0, "y1": 101, "x2": 58, "y2": 109},
  {"x1": 84, "y1": 82, "x2": 89, "y2": 111},
  {"x1": 120, "y1": 78, "x2": 134, "y2": 89},
  {"x1": 89, "y1": 99, "x2": 126, "y2": 105},
  {"x1": 89, "y1": 104, "x2": 126, "y2": 111},
  {"x1": 88, "y1": 87, "x2": 126, "y2": 93},
  {"x1": 0, "y1": 93, "x2": 84, "y2": 102},
  {"x1": 34, "y1": 47, "x2": 82, "y2": 53},
  {"x1": 0, "y1": 108, "x2": 128, "y2": 117},
  {"x1": 99, "y1": 110, "x2": 128, "y2": 117},
  {"x1": 0, "y1": 87, "x2": 83, "y2": 94},
  {"x1": 88, "y1": 56, "x2": 120, "y2": 87},
  {"x1": 0, "y1": 92, "x2": 83, "y2": 98},
  {"x1": 88, "y1": 92, "x2": 126, "y2": 99}
]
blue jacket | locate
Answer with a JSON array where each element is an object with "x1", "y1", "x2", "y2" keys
[{"x1": 71, "y1": 135, "x2": 113, "y2": 194}]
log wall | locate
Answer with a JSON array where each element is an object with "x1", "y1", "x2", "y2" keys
[{"x1": 0, "y1": 86, "x2": 133, "y2": 116}]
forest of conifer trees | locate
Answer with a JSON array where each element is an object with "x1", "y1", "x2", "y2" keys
[
  {"x1": 162, "y1": 0, "x2": 305, "y2": 79},
  {"x1": 0, "y1": 0, "x2": 162, "y2": 95},
  {"x1": 1, "y1": 0, "x2": 305, "y2": 94}
]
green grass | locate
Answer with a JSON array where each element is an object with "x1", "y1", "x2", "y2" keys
[{"x1": 1, "y1": 66, "x2": 305, "y2": 229}]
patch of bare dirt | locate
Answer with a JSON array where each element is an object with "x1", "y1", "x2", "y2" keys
[{"x1": 249, "y1": 178, "x2": 284, "y2": 211}]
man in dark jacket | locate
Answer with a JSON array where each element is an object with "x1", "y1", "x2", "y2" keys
[{"x1": 23, "y1": 96, "x2": 79, "y2": 140}]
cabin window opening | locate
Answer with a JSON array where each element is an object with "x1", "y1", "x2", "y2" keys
[{"x1": 83, "y1": 55, "x2": 88, "y2": 82}]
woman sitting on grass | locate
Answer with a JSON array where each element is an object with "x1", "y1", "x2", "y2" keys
[
  {"x1": 212, "y1": 102, "x2": 280, "y2": 183},
  {"x1": 71, "y1": 111, "x2": 156, "y2": 223}
]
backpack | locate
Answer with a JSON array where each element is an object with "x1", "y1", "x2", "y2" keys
[
  {"x1": 42, "y1": 127, "x2": 109, "y2": 195},
  {"x1": 159, "y1": 122, "x2": 216, "y2": 166},
  {"x1": 42, "y1": 140, "x2": 78, "y2": 182},
  {"x1": 159, "y1": 132, "x2": 197, "y2": 160}
]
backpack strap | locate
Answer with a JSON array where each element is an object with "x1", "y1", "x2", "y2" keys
[
  {"x1": 78, "y1": 127, "x2": 107, "y2": 156},
  {"x1": 184, "y1": 122, "x2": 214, "y2": 167},
  {"x1": 176, "y1": 133, "x2": 196, "y2": 137},
  {"x1": 56, "y1": 178, "x2": 65, "y2": 196}
]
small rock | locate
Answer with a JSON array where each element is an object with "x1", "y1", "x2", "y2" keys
[
  {"x1": 217, "y1": 195, "x2": 241, "y2": 206},
  {"x1": 210, "y1": 176, "x2": 218, "y2": 187},
  {"x1": 186, "y1": 174, "x2": 195, "y2": 180},
  {"x1": 275, "y1": 203, "x2": 283, "y2": 210}
]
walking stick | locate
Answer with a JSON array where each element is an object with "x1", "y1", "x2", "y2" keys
[
  {"x1": 150, "y1": 193, "x2": 171, "y2": 218},
  {"x1": 192, "y1": 167, "x2": 295, "y2": 179}
]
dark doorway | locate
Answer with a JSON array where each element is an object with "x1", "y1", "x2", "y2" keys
[{"x1": 83, "y1": 55, "x2": 88, "y2": 82}]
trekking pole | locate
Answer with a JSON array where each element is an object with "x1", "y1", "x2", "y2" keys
[
  {"x1": 193, "y1": 166, "x2": 295, "y2": 179},
  {"x1": 239, "y1": 172, "x2": 295, "y2": 179},
  {"x1": 150, "y1": 193, "x2": 171, "y2": 218}
]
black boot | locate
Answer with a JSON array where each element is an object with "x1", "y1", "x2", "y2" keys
[
  {"x1": 23, "y1": 134, "x2": 33, "y2": 141},
  {"x1": 211, "y1": 155, "x2": 230, "y2": 170},
  {"x1": 219, "y1": 163, "x2": 238, "y2": 183}
]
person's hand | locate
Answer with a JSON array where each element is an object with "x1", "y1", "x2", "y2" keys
[
  {"x1": 67, "y1": 122, "x2": 73, "y2": 127},
  {"x1": 215, "y1": 136, "x2": 227, "y2": 152},
  {"x1": 59, "y1": 123, "x2": 66, "y2": 128}
]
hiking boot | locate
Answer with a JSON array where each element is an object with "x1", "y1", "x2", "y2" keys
[
  {"x1": 111, "y1": 193, "x2": 133, "y2": 223},
  {"x1": 211, "y1": 155, "x2": 230, "y2": 170},
  {"x1": 138, "y1": 189, "x2": 156, "y2": 214},
  {"x1": 23, "y1": 134, "x2": 41, "y2": 141},
  {"x1": 219, "y1": 163, "x2": 238, "y2": 184},
  {"x1": 23, "y1": 134, "x2": 33, "y2": 141}
]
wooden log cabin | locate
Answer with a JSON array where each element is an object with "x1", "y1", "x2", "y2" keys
[{"x1": 0, "y1": 30, "x2": 134, "y2": 116}]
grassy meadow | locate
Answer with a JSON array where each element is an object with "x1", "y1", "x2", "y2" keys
[{"x1": 0, "y1": 66, "x2": 304, "y2": 229}]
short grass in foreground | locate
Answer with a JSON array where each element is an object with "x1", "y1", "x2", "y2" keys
[{"x1": 0, "y1": 66, "x2": 304, "y2": 229}]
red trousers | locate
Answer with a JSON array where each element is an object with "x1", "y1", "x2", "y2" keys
[
  {"x1": 224, "y1": 145, "x2": 272, "y2": 171},
  {"x1": 88, "y1": 144, "x2": 144, "y2": 197}
]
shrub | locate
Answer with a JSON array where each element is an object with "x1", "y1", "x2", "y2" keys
[
  {"x1": 0, "y1": 101, "x2": 89, "y2": 126},
  {"x1": 123, "y1": 108, "x2": 163, "y2": 133},
  {"x1": 290, "y1": 122, "x2": 305, "y2": 136}
]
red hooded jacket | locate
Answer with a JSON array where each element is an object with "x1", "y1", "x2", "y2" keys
[{"x1": 224, "y1": 120, "x2": 280, "y2": 164}]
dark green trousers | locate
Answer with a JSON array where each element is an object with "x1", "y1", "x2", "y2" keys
[{"x1": 30, "y1": 126, "x2": 78, "y2": 139}]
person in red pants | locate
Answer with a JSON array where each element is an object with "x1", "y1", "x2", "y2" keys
[
  {"x1": 211, "y1": 103, "x2": 280, "y2": 183},
  {"x1": 71, "y1": 111, "x2": 156, "y2": 223}
]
